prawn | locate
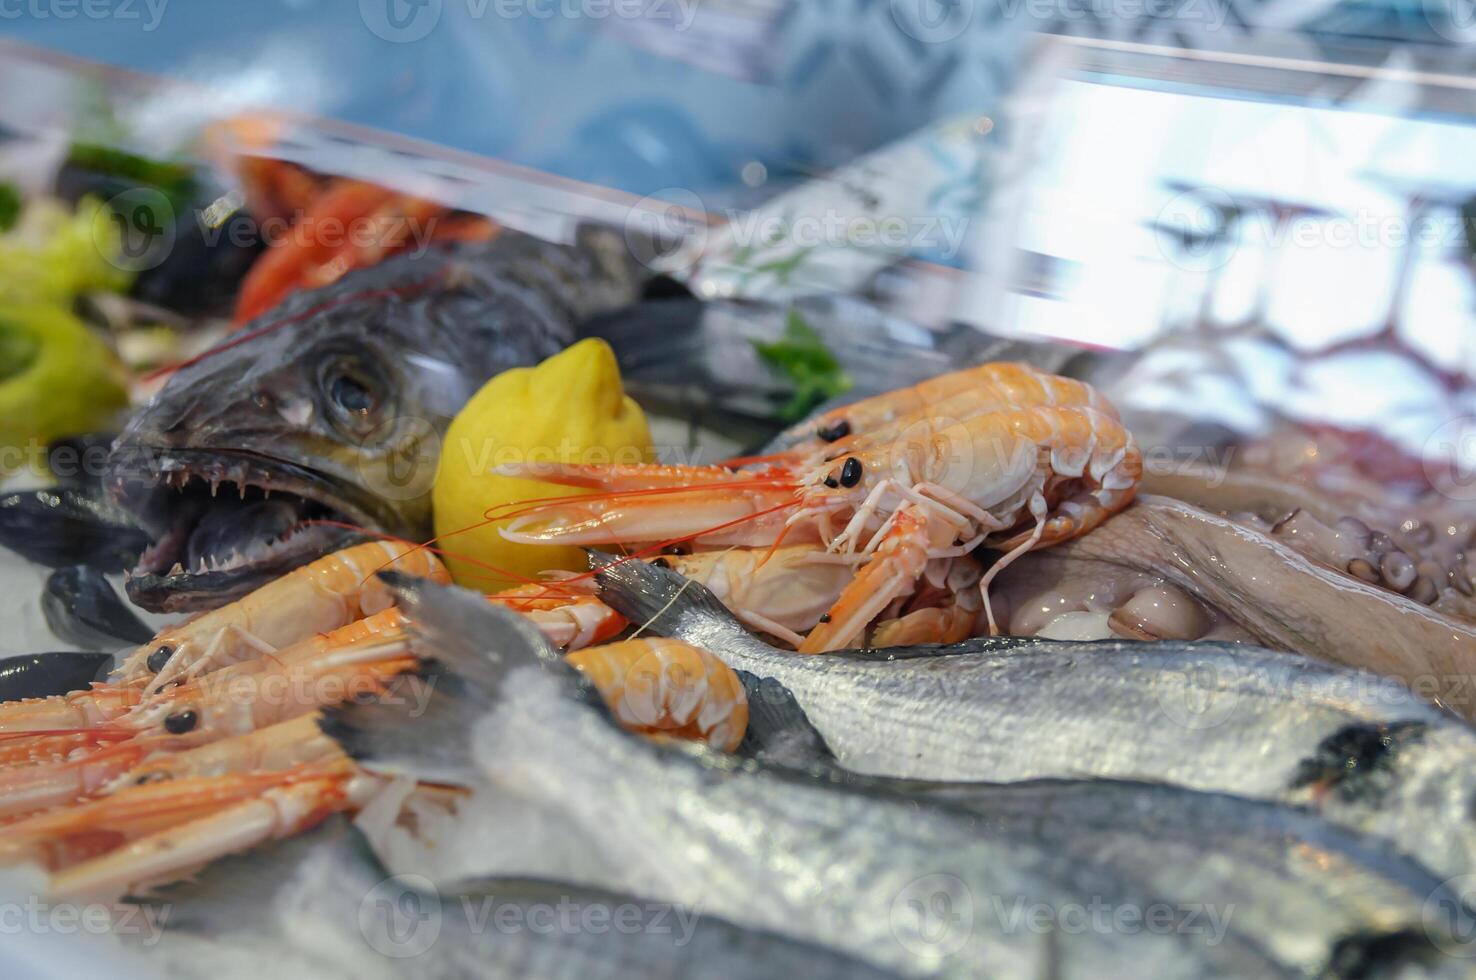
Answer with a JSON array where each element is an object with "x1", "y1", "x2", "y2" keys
[
  {"x1": 501, "y1": 401, "x2": 1141, "y2": 651},
  {"x1": 45, "y1": 761, "x2": 378, "y2": 900},
  {"x1": 489, "y1": 578, "x2": 628, "y2": 651},
  {"x1": 567, "y1": 638, "x2": 748, "y2": 752},
  {"x1": 772, "y1": 361, "x2": 1119, "y2": 460},
  {"x1": 0, "y1": 716, "x2": 346, "y2": 823},
  {"x1": 0, "y1": 606, "x2": 410, "y2": 747},
  {"x1": 115, "y1": 540, "x2": 448, "y2": 694},
  {"x1": 0, "y1": 626, "x2": 414, "y2": 817},
  {"x1": 0, "y1": 682, "x2": 144, "y2": 737},
  {"x1": 117, "y1": 714, "x2": 344, "y2": 788}
]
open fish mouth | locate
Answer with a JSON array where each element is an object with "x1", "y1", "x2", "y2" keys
[{"x1": 108, "y1": 448, "x2": 381, "y2": 613}]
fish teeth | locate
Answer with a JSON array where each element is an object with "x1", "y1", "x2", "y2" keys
[
  {"x1": 238, "y1": 483, "x2": 247, "y2": 500},
  {"x1": 210, "y1": 479, "x2": 219, "y2": 498}
]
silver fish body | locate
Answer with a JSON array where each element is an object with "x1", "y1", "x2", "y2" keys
[
  {"x1": 322, "y1": 577, "x2": 1476, "y2": 979},
  {"x1": 923, "y1": 778, "x2": 1476, "y2": 977},
  {"x1": 122, "y1": 815, "x2": 895, "y2": 980},
  {"x1": 595, "y1": 554, "x2": 1476, "y2": 885}
]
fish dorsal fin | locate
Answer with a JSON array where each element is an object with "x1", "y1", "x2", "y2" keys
[
  {"x1": 590, "y1": 551, "x2": 749, "y2": 640},
  {"x1": 734, "y1": 672, "x2": 837, "y2": 771}
]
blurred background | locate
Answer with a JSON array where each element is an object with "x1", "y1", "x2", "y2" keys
[{"x1": 4, "y1": 0, "x2": 1476, "y2": 458}]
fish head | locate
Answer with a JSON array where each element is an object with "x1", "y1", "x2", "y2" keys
[{"x1": 107, "y1": 310, "x2": 469, "y2": 613}]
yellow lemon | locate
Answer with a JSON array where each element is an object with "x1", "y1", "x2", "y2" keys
[{"x1": 432, "y1": 338, "x2": 654, "y2": 590}]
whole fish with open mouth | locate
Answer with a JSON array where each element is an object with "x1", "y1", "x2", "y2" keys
[
  {"x1": 322, "y1": 577, "x2": 1294, "y2": 979},
  {"x1": 595, "y1": 553, "x2": 1476, "y2": 884},
  {"x1": 113, "y1": 815, "x2": 896, "y2": 980},
  {"x1": 105, "y1": 227, "x2": 651, "y2": 614}
]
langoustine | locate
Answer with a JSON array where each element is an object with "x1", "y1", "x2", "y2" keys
[
  {"x1": 503, "y1": 544, "x2": 983, "y2": 650},
  {"x1": 115, "y1": 539, "x2": 449, "y2": 694},
  {"x1": 497, "y1": 367, "x2": 1141, "y2": 651},
  {"x1": 0, "y1": 625, "x2": 416, "y2": 820},
  {"x1": 49, "y1": 761, "x2": 377, "y2": 901}
]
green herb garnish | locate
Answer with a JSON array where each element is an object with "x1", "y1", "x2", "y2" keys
[
  {"x1": 65, "y1": 143, "x2": 197, "y2": 216},
  {"x1": 752, "y1": 309, "x2": 852, "y2": 423},
  {"x1": 0, "y1": 184, "x2": 19, "y2": 232}
]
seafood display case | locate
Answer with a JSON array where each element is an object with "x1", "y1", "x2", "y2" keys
[{"x1": 3, "y1": 9, "x2": 1476, "y2": 980}]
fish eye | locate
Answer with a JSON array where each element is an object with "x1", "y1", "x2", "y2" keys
[
  {"x1": 163, "y1": 709, "x2": 199, "y2": 735},
  {"x1": 329, "y1": 372, "x2": 376, "y2": 416},
  {"x1": 319, "y1": 354, "x2": 389, "y2": 436},
  {"x1": 146, "y1": 645, "x2": 174, "y2": 674}
]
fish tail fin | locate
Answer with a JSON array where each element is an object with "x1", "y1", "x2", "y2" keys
[
  {"x1": 317, "y1": 666, "x2": 481, "y2": 786},
  {"x1": 380, "y1": 571, "x2": 565, "y2": 683},
  {"x1": 320, "y1": 573, "x2": 594, "y2": 784}
]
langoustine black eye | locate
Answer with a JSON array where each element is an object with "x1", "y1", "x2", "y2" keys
[
  {"x1": 146, "y1": 645, "x2": 174, "y2": 674},
  {"x1": 818, "y1": 420, "x2": 850, "y2": 442},
  {"x1": 164, "y1": 710, "x2": 198, "y2": 734},
  {"x1": 840, "y1": 457, "x2": 863, "y2": 488}
]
